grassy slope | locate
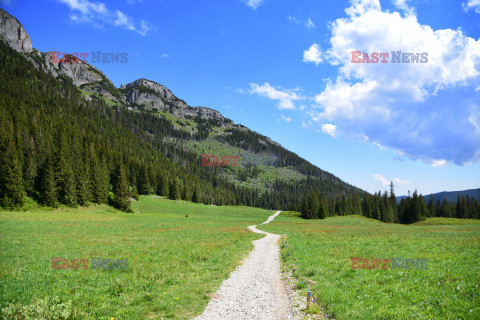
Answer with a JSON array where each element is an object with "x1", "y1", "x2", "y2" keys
[
  {"x1": 259, "y1": 214, "x2": 480, "y2": 320},
  {"x1": 0, "y1": 197, "x2": 273, "y2": 319},
  {"x1": 172, "y1": 138, "x2": 305, "y2": 191}
]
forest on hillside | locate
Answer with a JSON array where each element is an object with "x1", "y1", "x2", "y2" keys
[{"x1": 0, "y1": 40, "x2": 358, "y2": 213}]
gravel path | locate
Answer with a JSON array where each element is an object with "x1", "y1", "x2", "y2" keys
[{"x1": 194, "y1": 211, "x2": 295, "y2": 320}]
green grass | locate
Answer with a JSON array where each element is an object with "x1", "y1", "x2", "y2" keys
[
  {"x1": 172, "y1": 138, "x2": 306, "y2": 191},
  {"x1": 0, "y1": 196, "x2": 273, "y2": 319},
  {"x1": 259, "y1": 214, "x2": 480, "y2": 320}
]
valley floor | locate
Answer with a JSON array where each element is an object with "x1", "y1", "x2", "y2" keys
[{"x1": 1, "y1": 198, "x2": 479, "y2": 319}]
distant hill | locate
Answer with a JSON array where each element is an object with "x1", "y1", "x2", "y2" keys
[{"x1": 398, "y1": 188, "x2": 480, "y2": 203}]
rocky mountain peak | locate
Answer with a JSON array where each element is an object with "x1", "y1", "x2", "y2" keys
[
  {"x1": 0, "y1": 9, "x2": 32, "y2": 53},
  {"x1": 125, "y1": 78, "x2": 176, "y2": 101}
]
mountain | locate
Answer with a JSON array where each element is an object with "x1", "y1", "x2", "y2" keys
[
  {"x1": 398, "y1": 188, "x2": 480, "y2": 204},
  {"x1": 0, "y1": 8, "x2": 362, "y2": 212}
]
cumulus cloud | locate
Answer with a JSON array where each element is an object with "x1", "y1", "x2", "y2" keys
[
  {"x1": 321, "y1": 123, "x2": 337, "y2": 137},
  {"x1": 303, "y1": 43, "x2": 322, "y2": 65},
  {"x1": 393, "y1": 0, "x2": 414, "y2": 13},
  {"x1": 245, "y1": 0, "x2": 264, "y2": 9},
  {"x1": 373, "y1": 174, "x2": 410, "y2": 187},
  {"x1": 281, "y1": 114, "x2": 292, "y2": 122},
  {"x1": 306, "y1": 0, "x2": 480, "y2": 165},
  {"x1": 58, "y1": 0, "x2": 152, "y2": 35},
  {"x1": 249, "y1": 83, "x2": 302, "y2": 110},
  {"x1": 463, "y1": 0, "x2": 480, "y2": 14}
]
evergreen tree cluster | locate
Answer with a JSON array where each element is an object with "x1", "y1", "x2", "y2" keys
[
  {"x1": 300, "y1": 182, "x2": 480, "y2": 224},
  {"x1": 0, "y1": 41, "x2": 255, "y2": 211},
  {"x1": 0, "y1": 40, "x2": 363, "y2": 212}
]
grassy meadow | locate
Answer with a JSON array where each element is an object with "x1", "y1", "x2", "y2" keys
[
  {"x1": 259, "y1": 214, "x2": 480, "y2": 320},
  {"x1": 0, "y1": 196, "x2": 272, "y2": 319}
]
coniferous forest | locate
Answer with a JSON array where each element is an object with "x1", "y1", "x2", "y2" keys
[
  {"x1": 299, "y1": 182, "x2": 480, "y2": 224},
  {"x1": 0, "y1": 39, "x2": 479, "y2": 224},
  {"x1": 0, "y1": 40, "x2": 358, "y2": 213}
]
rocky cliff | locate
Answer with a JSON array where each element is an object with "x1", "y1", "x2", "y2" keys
[
  {"x1": 0, "y1": 9, "x2": 232, "y2": 124},
  {"x1": 0, "y1": 9, "x2": 32, "y2": 53}
]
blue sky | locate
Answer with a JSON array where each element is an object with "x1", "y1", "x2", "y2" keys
[{"x1": 1, "y1": 0, "x2": 480, "y2": 196}]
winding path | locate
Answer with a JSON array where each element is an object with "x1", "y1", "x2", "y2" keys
[{"x1": 194, "y1": 211, "x2": 294, "y2": 320}]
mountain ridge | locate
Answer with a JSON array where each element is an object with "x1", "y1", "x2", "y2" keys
[
  {"x1": 398, "y1": 188, "x2": 480, "y2": 203},
  {"x1": 0, "y1": 8, "x2": 363, "y2": 212}
]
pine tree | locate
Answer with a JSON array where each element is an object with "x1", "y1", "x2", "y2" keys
[
  {"x1": 169, "y1": 177, "x2": 179, "y2": 200},
  {"x1": 75, "y1": 158, "x2": 91, "y2": 206},
  {"x1": 181, "y1": 184, "x2": 188, "y2": 201},
  {"x1": 318, "y1": 201, "x2": 326, "y2": 219},
  {"x1": 137, "y1": 164, "x2": 150, "y2": 195},
  {"x1": 455, "y1": 195, "x2": 467, "y2": 219},
  {"x1": 157, "y1": 175, "x2": 168, "y2": 197},
  {"x1": 39, "y1": 154, "x2": 58, "y2": 208},
  {"x1": 441, "y1": 199, "x2": 452, "y2": 218},
  {"x1": 303, "y1": 191, "x2": 319, "y2": 219},
  {"x1": 112, "y1": 164, "x2": 131, "y2": 212},
  {"x1": 389, "y1": 181, "x2": 399, "y2": 222},
  {"x1": 56, "y1": 141, "x2": 77, "y2": 207},
  {"x1": 382, "y1": 192, "x2": 394, "y2": 223},
  {"x1": 22, "y1": 136, "x2": 37, "y2": 197},
  {"x1": 427, "y1": 196, "x2": 435, "y2": 217},
  {"x1": 192, "y1": 188, "x2": 199, "y2": 203},
  {"x1": 91, "y1": 155, "x2": 109, "y2": 204},
  {"x1": 0, "y1": 137, "x2": 25, "y2": 209}
]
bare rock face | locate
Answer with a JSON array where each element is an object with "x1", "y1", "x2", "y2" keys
[
  {"x1": 0, "y1": 9, "x2": 32, "y2": 53},
  {"x1": 26, "y1": 51, "x2": 103, "y2": 86},
  {"x1": 0, "y1": 9, "x2": 124, "y2": 105},
  {"x1": 25, "y1": 51, "x2": 126, "y2": 104},
  {"x1": 123, "y1": 78, "x2": 233, "y2": 126}
]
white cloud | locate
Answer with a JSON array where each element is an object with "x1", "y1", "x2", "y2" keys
[
  {"x1": 307, "y1": 0, "x2": 480, "y2": 165},
  {"x1": 373, "y1": 174, "x2": 410, "y2": 187},
  {"x1": 306, "y1": 18, "x2": 315, "y2": 30},
  {"x1": 288, "y1": 16, "x2": 316, "y2": 30},
  {"x1": 161, "y1": 53, "x2": 169, "y2": 58},
  {"x1": 281, "y1": 114, "x2": 292, "y2": 122},
  {"x1": 287, "y1": 16, "x2": 301, "y2": 24},
  {"x1": 303, "y1": 43, "x2": 322, "y2": 65},
  {"x1": 58, "y1": 0, "x2": 152, "y2": 35},
  {"x1": 249, "y1": 83, "x2": 302, "y2": 110},
  {"x1": 431, "y1": 159, "x2": 448, "y2": 168},
  {"x1": 245, "y1": 0, "x2": 264, "y2": 9},
  {"x1": 463, "y1": 0, "x2": 480, "y2": 14},
  {"x1": 393, "y1": 0, "x2": 414, "y2": 13},
  {"x1": 321, "y1": 123, "x2": 337, "y2": 137}
]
